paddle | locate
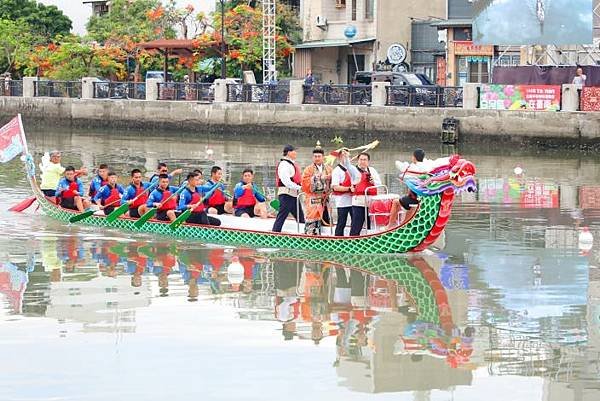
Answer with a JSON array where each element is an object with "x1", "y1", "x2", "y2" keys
[
  {"x1": 106, "y1": 183, "x2": 157, "y2": 223},
  {"x1": 169, "y1": 183, "x2": 220, "y2": 230},
  {"x1": 134, "y1": 183, "x2": 187, "y2": 229},
  {"x1": 69, "y1": 196, "x2": 123, "y2": 223},
  {"x1": 8, "y1": 196, "x2": 37, "y2": 212}
]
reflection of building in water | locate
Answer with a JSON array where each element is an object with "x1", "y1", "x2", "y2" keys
[{"x1": 45, "y1": 276, "x2": 151, "y2": 333}]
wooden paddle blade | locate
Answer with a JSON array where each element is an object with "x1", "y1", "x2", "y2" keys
[
  {"x1": 170, "y1": 210, "x2": 191, "y2": 230},
  {"x1": 8, "y1": 197, "x2": 36, "y2": 212},
  {"x1": 134, "y1": 208, "x2": 157, "y2": 229},
  {"x1": 270, "y1": 199, "x2": 280, "y2": 211},
  {"x1": 106, "y1": 203, "x2": 130, "y2": 223},
  {"x1": 69, "y1": 210, "x2": 95, "y2": 223}
]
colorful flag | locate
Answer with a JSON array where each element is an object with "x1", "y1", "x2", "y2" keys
[{"x1": 0, "y1": 116, "x2": 24, "y2": 163}]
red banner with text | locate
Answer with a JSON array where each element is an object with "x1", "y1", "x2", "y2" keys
[{"x1": 480, "y1": 84, "x2": 561, "y2": 111}]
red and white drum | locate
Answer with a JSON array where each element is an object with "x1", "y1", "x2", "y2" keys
[{"x1": 368, "y1": 194, "x2": 400, "y2": 227}]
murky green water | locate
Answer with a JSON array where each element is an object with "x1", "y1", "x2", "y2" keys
[{"x1": 1, "y1": 128, "x2": 599, "y2": 400}]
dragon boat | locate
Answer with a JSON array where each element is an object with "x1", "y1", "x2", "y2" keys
[{"x1": 23, "y1": 152, "x2": 476, "y2": 255}]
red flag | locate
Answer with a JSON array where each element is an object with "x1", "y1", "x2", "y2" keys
[{"x1": 0, "y1": 116, "x2": 24, "y2": 163}]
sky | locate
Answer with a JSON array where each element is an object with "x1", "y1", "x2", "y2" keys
[
  {"x1": 38, "y1": 0, "x2": 215, "y2": 36},
  {"x1": 473, "y1": 0, "x2": 593, "y2": 45}
]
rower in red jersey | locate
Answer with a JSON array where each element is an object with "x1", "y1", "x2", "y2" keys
[
  {"x1": 121, "y1": 169, "x2": 152, "y2": 218},
  {"x1": 93, "y1": 171, "x2": 125, "y2": 215},
  {"x1": 55, "y1": 166, "x2": 90, "y2": 212},
  {"x1": 146, "y1": 174, "x2": 179, "y2": 222}
]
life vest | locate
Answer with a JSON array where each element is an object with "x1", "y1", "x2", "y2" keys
[
  {"x1": 235, "y1": 184, "x2": 257, "y2": 208},
  {"x1": 275, "y1": 159, "x2": 301, "y2": 187},
  {"x1": 354, "y1": 167, "x2": 377, "y2": 196},
  {"x1": 62, "y1": 180, "x2": 79, "y2": 199},
  {"x1": 129, "y1": 184, "x2": 148, "y2": 208},
  {"x1": 188, "y1": 188, "x2": 206, "y2": 213},
  {"x1": 206, "y1": 180, "x2": 226, "y2": 206},
  {"x1": 332, "y1": 164, "x2": 352, "y2": 196},
  {"x1": 158, "y1": 188, "x2": 177, "y2": 211},
  {"x1": 102, "y1": 185, "x2": 121, "y2": 206}
]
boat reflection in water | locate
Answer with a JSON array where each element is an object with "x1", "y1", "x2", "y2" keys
[{"x1": 1, "y1": 235, "x2": 477, "y2": 393}]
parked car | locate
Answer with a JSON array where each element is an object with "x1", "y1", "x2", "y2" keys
[
  {"x1": 371, "y1": 71, "x2": 440, "y2": 106},
  {"x1": 145, "y1": 71, "x2": 174, "y2": 82}
]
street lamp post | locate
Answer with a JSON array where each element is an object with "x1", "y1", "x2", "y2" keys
[{"x1": 220, "y1": 0, "x2": 226, "y2": 79}]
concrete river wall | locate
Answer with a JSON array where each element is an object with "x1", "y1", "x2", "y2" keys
[{"x1": 1, "y1": 96, "x2": 599, "y2": 147}]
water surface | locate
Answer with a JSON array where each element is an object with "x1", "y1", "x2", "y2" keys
[{"x1": 1, "y1": 128, "x2": 599, "y2": 400}]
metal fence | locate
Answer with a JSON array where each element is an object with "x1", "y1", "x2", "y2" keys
[
  {"x1": 94, "y1": 82, "x2": 146, "y2": 99},
  {"x1": 386, "y1": 85, "x2": 463, "y2": 107},
  {"x1": 34, "y1": 80, "x2": 82, "y2": 98},
  {"x1": 303, "y1": 84, "x2": 372, "y2": 105},
  {"x1": 226, "y1": 84, "x2": 290, "y2": 103},
  {"x1": 158, "y1": 83, "x2": 214, "y2": 102},
  {"x1": 0, "y1": 80, "x2": 23, "y2": 96}
]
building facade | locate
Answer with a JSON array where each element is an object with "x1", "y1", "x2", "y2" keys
[{"x1": 294, "y1": 0, "x2": 446, "y2": 84}]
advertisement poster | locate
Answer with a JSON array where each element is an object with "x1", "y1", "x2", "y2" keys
[{"x1": 480, "y1": 84, "x2": 561, "y2": 111}]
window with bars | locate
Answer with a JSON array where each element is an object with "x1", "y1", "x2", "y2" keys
[
  {"x1": 351, "y1": 0, "x2": 357, "y2": 20},
  {"x1": 365, "y1": 0, "x2": 374, "y2": 19}
]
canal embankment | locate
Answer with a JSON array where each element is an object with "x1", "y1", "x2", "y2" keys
[{"x1": 2, "y1": 96, "x2": 600, "y2": 148}]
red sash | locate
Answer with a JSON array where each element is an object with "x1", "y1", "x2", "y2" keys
[
  {"x1": 275, "y1": 159, "x2": 301, "y2": 187},
  {"x1": 332, "y1": 165, "x2": 352, "y2": 195}
]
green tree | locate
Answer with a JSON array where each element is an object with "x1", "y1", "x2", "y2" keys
[
  {"x1": 0, "y1": 18, "x2": 38, "y2": 74},
  {"x1": 0, "y1": 0, "x2": 72, "y2": 38}
]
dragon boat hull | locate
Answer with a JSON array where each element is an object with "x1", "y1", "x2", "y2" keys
[{"x1": 31, "y1": 183, "x2": 455, "y2": 255}]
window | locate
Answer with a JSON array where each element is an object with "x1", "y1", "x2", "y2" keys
[
  {"x1": 454, "y1": 28, "x2": 472, "y2": 41},
  {"x1": 336, "y1": 0, "x2": 346, "y2": 8},
  {"x1": 351, "y1": 0, "x2": 356, "y2": 21},
  {"x1": 365, "y1": 0, "x2": 374, "y2": 20}
]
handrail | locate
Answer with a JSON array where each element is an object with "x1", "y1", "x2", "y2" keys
[{"x1": 363, "y1": 184, "x2": 388, "y2": 234}]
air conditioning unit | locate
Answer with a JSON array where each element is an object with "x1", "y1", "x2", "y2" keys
[{"x1": 316, "y1": 15, "x2": 328, "y2": 27}]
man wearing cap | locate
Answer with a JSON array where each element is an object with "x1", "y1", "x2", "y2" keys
[
  {"x1": 40, "y1": 151, "x2": 87, "y2": 199},
  {"x1": 272, "y1": 144, "x2": 305, "y2": 232}
]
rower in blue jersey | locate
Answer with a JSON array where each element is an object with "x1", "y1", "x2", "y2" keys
[
  {"x1": 93, "y1": 171, "x2": 125, "y2": 215},
  {"x1": 88, "y1": 163, "x2": 109, "y2": 198}
]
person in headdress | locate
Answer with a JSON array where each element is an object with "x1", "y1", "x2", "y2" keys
[{"x1": 301, "y1": 142, "x2": 332, "y2": 235}]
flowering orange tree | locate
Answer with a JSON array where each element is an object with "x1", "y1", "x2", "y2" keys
[
  {"x1": 19, "y1": 36, "x2": 127, "y2": 80},
  {"x1": 195, "y1": 2, "x2": 299, "y2": 80}
]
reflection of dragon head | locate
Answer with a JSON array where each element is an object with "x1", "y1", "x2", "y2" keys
[{"x1": 406, "y1": 155, "x2": 477, "y2": 196}]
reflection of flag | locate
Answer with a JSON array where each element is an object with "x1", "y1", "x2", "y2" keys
[{"x1": 0, "y1": 116, "x2": 23, "y2": 163}]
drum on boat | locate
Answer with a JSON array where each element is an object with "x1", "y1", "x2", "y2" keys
[{"x1": 368, "y1": 194, "x2": 400, "y2": 227}]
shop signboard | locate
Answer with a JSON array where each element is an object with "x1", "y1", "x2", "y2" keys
[
  {"x1": 453, "y1": 40, "x2": 494, "y2": 56},
  {"x1": 479, "y1": 84, "x2": 561, "y2": 111}
]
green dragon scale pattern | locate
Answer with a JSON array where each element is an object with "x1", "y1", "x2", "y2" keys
[
  {"x1": 269, "y1": 252, "x2": 442, "y2": 324},
  {"x1": 36, "y1": 192, "x2": 442, "y2": 255}
]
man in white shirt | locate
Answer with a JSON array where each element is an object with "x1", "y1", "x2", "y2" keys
[
  {"x1": 387, "y1": 148, "x2": 427, "y2": 229},
  {"x1": 331, "y1": 149, "x2": 354, "y2": 236},
  {"x1": 272, "y1": 144, "x2": 305, "y2": 232},
  {"x1": 349, "y1": 152, "x2": 382, "y2": 236},
  {"x1": 573, "y1": 66, "x2": 586, "y2": 86}
]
